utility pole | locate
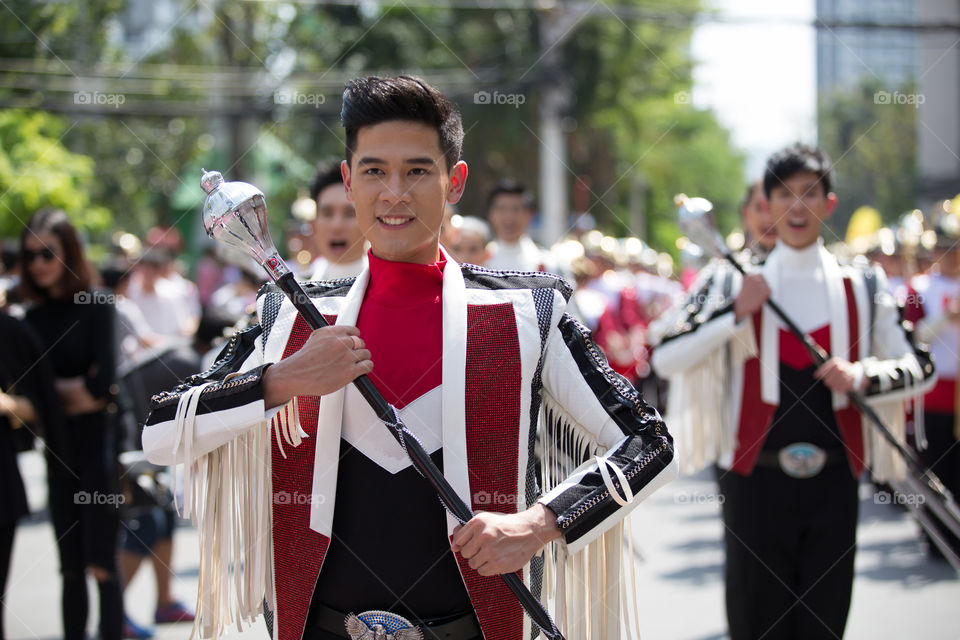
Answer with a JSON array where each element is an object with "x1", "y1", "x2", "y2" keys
[{"x1": 536, "y1": 1, "x2": 582, "y2": 246}]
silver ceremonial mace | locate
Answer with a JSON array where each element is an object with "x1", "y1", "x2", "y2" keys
[
  {"x1": 677, "y1": 195, "x2": 960, "y2": 568},
  {"x1": 200, "y1": 169, "x2": 566, "y2": 639}
]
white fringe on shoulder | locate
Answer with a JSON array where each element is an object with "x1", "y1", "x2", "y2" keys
[
  {"x1": 169, "y1": 387, "x2": 304, "y2": 639},
  {"x1": 537, "y1": 396, "x2": 643, "y2": 640}
]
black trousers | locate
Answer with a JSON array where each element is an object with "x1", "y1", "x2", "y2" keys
[
  {"x1": 919, "y1": 411, "x2": 960, "y2": 555},
  {"x1": 47, "y1": 411, "x2": 122, "y2": 640},
  {"x1": 0, "y1": 522, "x2": 15, "y2": 640},
  {"x1": 717, "y1": 463, "x2": 859, "y2": 640}
]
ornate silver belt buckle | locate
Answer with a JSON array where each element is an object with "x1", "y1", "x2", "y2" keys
[
  {"x1": 345, "y1": 610, "x2": 423, "y2": 640},
  {"x1": 778, "y1": 442, "x2": 827, "y2": 479}
]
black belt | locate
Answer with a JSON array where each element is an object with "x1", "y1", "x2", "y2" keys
[
  {"x1": 755, "y1": 448, "x2": 846, "y2": 469},
  {"x1": 308, "y1": 604, "x2": 482, "y2": 640}
]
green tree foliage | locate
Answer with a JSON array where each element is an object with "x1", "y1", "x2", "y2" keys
[
  {"x1": 561, "y1": 2, "x2": 743, "y2": 246},
  {"x1": 1, "y1": 0, "x2": 745, "y2": 258},
  {"x1": 818, "y1": 79, "x2": 918, "y2": 234},
  {"x1": 0, "y1": 110, "x2": 111, "y2": 238},
  {"x1": 0, "y1": 0, "x2": 124, "y2": 62}
]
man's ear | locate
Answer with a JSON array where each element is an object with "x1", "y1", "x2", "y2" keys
[
  {"x1": 447, "y1": 161, "x2": 469, "y2": 205},
  {"x1": 824, "y1": 192, "x2": 838, "y2": 218},
  {"x1": 341, "y1": 160, "x2": 354, "y2": 203}
]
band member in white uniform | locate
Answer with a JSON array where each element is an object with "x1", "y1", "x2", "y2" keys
[{"x1": 652, "y1": 144, "x2": 934, "y2": 640}]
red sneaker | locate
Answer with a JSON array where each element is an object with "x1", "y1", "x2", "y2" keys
[{"x1": 154, "y1": 601, "x2": 196, "y2": 624}]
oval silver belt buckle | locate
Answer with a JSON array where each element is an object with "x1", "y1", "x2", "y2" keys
[
  {"x1": 778, "y1": 442, "x2": 827, "y2": 479},
  {"x1": 345, "y1": 610, "x2": 423, "y2": 640}
]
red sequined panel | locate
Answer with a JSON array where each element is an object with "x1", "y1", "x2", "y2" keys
[
  {"x1": 459, "y1": 302, "x2": 525, "y2": 639},
  {"x1": 271, "y1": 313, "x2": 333, "y2": 640}
]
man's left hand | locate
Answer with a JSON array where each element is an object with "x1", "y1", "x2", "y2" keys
[
  {"x1": 451, "y1": 503, "x2": 562, "y2": 576},
  {"x1": 813, "y1": 357, "x2": 866, "y2": 393}
]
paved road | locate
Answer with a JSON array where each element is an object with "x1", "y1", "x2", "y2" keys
[{"x1": 7, "y1": 452, "x2": 959, "y2": 639}]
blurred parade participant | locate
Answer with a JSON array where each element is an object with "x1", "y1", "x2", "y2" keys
[
  {"x1": 592, "y1": 241, "x2": 679, "y2": 386},
  {"x1": 739, "y1": 178, "x2": 777, "y2": 259},
  {"x1": 485, "y1": 180, "x2": 554, "y2": 272},
  {"x1": 307, "y1": 163, "x2": 367, "y2": 281},
  {"x1": 903, "y1": 213, "x2": 960, "y2": 561},
  {"x1": 0, "y1": 311, "x2": 61, "y2": 640},
  {"x1": 865, "y1": 227, "x2": 906, "y2": 296},
  {"x1": 652, "y1": 145, "x2": 934, "y2": 639},
  {"x1": 439, "y1": 202, "x2": 458, "y2": 249},
  {"x1": 141, "y1": 75, "x2": 674, "y2": 640},
  {"x1": 448, "y1": 215, "x2": 491, "y2": 266},
  {"x1": 649, "y1": 179, "x2": 774, "y2": 354},
  {"x1": 569, "y1": 255, "x2": 607, "y2": 330},
  {"x1": 126, "y1": 249, "x2": 200, "y2": 342},
  {"x1": 19, "y1": 209, "x2": 124, "y2": 640}
]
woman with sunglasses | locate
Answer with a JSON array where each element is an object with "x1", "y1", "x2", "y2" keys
[{"x1": 18, "y1": 208, "x2": 123, "y2": 640}]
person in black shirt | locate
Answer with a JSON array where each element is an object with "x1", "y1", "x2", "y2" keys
[
  {"x1": 0, "y1": 311, "x2": 62, "y2": 640},
  {"x1": 19, "y1": 208, "x2": 123, "y2": 640}
]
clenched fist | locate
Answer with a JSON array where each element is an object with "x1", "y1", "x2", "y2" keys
[
  {"x1": 451, "y1": 504, "x2": 561, "y2": 576},
  {"x1": 263, "y1": 325, "x2": 373, "y2": 408},
  {"x1": 734, "y1": 273, "x2": 772, "y2": 322}
]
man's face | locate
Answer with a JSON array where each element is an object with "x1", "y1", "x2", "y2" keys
[
  {"x1": 314, "y1": 183, "x2": 365, "y2": 264},
  {"x1": 488, "y1": 193, "x2": 532, "y2": 244},
  {"x1": 343, "y1": 120, "x2": 467, "y2": 265},
  {"x1": 741, "y1": 184, "x2": 776, "y2": 251},
  {"x1": 769, "y1": 171, "x2": 837, "y2": 249}
]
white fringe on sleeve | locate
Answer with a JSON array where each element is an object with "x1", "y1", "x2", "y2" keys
[
  {"x1": 863, "y1": 357, "x2": 926, "y2": 484},
  {"x1": 169, "y1": 388, "x2": 304, "y2": 639},
  {"x1": 537, "y1": 397, "x2": 641, "y2": 640}
]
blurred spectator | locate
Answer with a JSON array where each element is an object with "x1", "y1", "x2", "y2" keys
[
  {"x1": 0, "y1": 311, "x2": 62, "y2": 640},
  {"x1": 19, "y1": 208, "x2": 123, "y2": 640},
  {"x1": 101, "y1": 261, "x2": 161, "y2": 364},
  {"x1": 101, "y1": 260, "x2": 198, "y2": 637},
  {"x1": 209, "y1": 262, "x2": 262, "y2": 320},
  {"x1": 126, "y1": 249, "x2": 200, "y2": 342},
  {"x1": 193, "y1": 246, "x2": 225, "y2": 308},
  {"x1": 100, "y1": 260, "x2": 200, "y2": 431},
  {"x1": 0, "y1": 239, "x2": 22, "y2": 314}
]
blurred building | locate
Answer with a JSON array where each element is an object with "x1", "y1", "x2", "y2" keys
[
  {"x1": 816, "y1": 0, "x2": 917, "y2": 91},
  {"x1": 816, "y1": 0, "x2": 960, "y2": 206}
]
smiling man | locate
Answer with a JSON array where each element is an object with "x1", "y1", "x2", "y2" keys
[
  {"x1": 652, "y1": 144, "x2": 935, "y2": 639},
  {"x1": 142, "y1": 76, "x2": 674, "y2": 640}
]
